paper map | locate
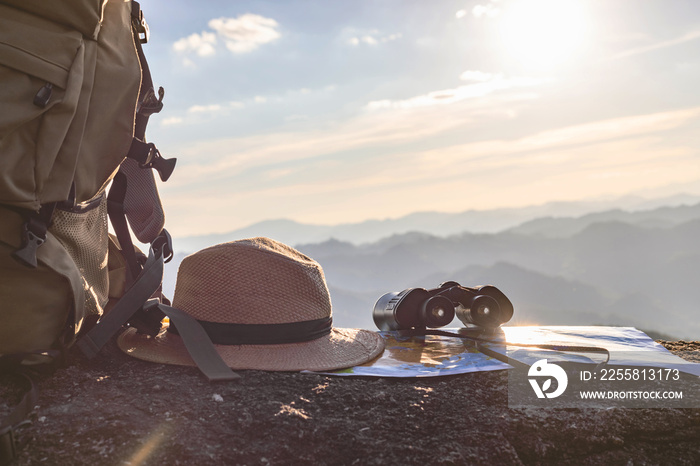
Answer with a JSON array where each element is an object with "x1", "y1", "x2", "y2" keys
[{"x1": 313, "y1": 326, "x2": 700, "y2": 378}]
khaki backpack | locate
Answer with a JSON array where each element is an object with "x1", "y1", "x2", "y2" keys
[
  {"x1": 0, "y1": 0, "x2": 172, "y2": 359},
  {"x1": 0, "y1": 2, "x2": 237, "y2": 462}
]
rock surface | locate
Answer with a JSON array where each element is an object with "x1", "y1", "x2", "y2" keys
[{"x1": 2, "y1": 340, "x2": 699, "y2": 465}]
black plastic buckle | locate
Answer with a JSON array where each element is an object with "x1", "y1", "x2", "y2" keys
[
  {"x1": 137, "y1": 143, "x2": 176, "y2": 182},
  {"x1": 152, "y1": 229, "x2": 174, "y2": 264},
  {"x1": 12, "y1": 219, "x2": 46, "y2": 268},
  {"x1": 129, "y1": 299, "x2": 166, "y2": 337},
  {"x1": 137, "y1": 87, "x2": 165, "y2": 117},
  {"x1": 131, "y1": 1, "x2": 150, "y2": 44}
]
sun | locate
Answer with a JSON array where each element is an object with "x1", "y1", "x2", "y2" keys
[{"x1": 497, "y1": 0, "x2": 589, "y2": 70}]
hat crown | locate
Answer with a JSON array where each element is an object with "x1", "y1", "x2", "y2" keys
[{"x1": 172, "y1": 237, "x2": 332, "y2": 324}]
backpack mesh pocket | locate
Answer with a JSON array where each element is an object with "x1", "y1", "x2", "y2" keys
[{"x1": 51, "y1": 195, "x2": 110, "y2": 317}]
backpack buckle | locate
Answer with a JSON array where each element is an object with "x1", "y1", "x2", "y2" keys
[
  {"x1": 128, "y1": 299, "x2": 166, "y2": 337},
  {"x1": 137, "y1": 87, "x2": 164, "y2": 117},
  {"x1": 12, "y1": 228, "x2": 45, "y2": 268},
  {"x1": 131, "y1": 2, "x2": 150, "y2": 44},
  {"x1": 152, "y1": 229, "x2": 174, "y2": 264},
  {"x1": 128, "y1": 139, "x2": 177, "y2": 182},
  {"x1": 141, "y1": 146, "x2": 177, "y2": 182},
  {"x1": 12, "y1": 210, "x2": 52, "y2": 268}
]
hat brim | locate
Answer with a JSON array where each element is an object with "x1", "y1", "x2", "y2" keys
[{"x1": 117, "y1": 325, "x2": 385, "y2": 372}]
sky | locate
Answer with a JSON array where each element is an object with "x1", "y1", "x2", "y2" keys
[{"x1": 140, "y1": 0, "x2": 700, "y2": 236}]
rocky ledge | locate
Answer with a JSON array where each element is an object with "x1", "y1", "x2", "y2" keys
[{"x1": 1, "y1": 340, "x2": 699, "y2": 465}]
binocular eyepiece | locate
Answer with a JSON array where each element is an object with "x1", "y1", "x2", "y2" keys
[{"x1": 372, "y1": 281, "x2": 513, "y2": 331}]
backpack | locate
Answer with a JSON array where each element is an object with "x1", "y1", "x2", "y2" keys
[
  {"x1": 0, "y1": 2, "x2": 237, "y2": 463},
  {"x1": 0, "y1": 0, "x2": 172, "y2": 356}
]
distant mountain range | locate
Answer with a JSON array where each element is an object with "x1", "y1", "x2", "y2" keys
[
  {"x1": 163, "y1": 195, "x2": 700, "y2": 340},
  {"x1": 292, "y1": 217, "x2": 700, "y2": 339},
  {"x1": 172, "y1": 193, "x2": 700, "y2": 252},
  {"x1": 508, "y1": 202, "x2": 700, "y2": 237}
]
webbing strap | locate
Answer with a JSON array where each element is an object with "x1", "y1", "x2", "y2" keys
[
  {"x1": 107, "y1": 172, "x2": 141, "y2": 286},
  {"x1": 76, "y1": 245, "x2": 165, "y2": 359},
  {"x1": 131, "y1": 1, "x2": 156, "y2": 141},
  {"x1": 74, "y1": 240, "x2": 236, "y2": 382},
  {"x1": 150, "y1": 303, "x2": 240, "y2": 382},
  {"x1": 128, "y1": 1, "x2": 176, "y2": 184}
]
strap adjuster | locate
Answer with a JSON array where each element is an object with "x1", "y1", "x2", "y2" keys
[
  {"x1": 12, "y1": 226, "x2": 45, "y2": 268},
  {"x1": 11, "y1": 204, "x2": 56, "y2": 268},
  {"x1": 127, "y1": 139, "x2": 177, "y2": 182},
  {"x1": 152, "y1": 229, "x2": 174, "y2": 264},
  {"x1": 131, "y1": 1, "x2": 150, "y2": 44},
  {"x1": 128, "y1": 299, "x2": 166, "y2": 337},
  {"x1": 137, "y1": 87, "x2": 164, "y2": 117}
]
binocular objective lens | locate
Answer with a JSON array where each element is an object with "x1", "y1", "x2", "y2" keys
[
  {"x1": 456, "y1": 295, "x2": 501, "y2": 328},
  {"x1": 420, "y1": 296, "x2": 455, "y2": 328}
]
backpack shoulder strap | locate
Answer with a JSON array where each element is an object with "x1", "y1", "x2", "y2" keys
[
  {"x1": 76, "y1": 234, "x2": 171, "y2": 358},
  {"x1": 108, "y1": 0, "x2": 176, "y2": 281},
  {"x1": 76, "y1": 239, "x2": 239, "y2": 382}
]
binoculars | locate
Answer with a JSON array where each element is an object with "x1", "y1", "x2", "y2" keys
[{"x1": 373, "y1": 281, "x2": 513, "y2": 331}]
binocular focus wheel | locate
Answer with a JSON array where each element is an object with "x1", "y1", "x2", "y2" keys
[{"x1": 438, "y1": 281, "x2": 461, "y2": 289}]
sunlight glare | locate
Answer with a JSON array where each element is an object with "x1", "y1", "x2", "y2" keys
[{"x1": 498, "y1": 0, "x2": 588, "y2": 70}]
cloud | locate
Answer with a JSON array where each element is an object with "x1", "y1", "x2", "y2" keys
[
  {"x1": 165, "y1": 104, "x2": 470, "y2": 186},
  {"x1": 158, "y1": 101, "x2": 246, "y2": 129},
  {"x1": 419, "y1": 107, "x2": 700, "y2": 166},
  {"x1": 459, "y1": 70, "x2": 496, "y2": 82},
  {"x1": 172, "y1": 14, "x2": 280, "y2": 63},
  {"x1": 163, "y1": 106, "x2": 700, "y2": 234},
  {"x1": 161, "y1": 117, "x2": 184, "y2": 127},
  {"x1": 208, "y1": 14, "x2": 281, "y2": 54},
  {"x1": 404, "y1": 109, "x2": 700, "y2": 213},
  {"x1": 160, "y1": 103, "x2": 700, "y2": 234},
  {"x1": 188, "y1": 104, "x2": 223, "y2": 114},
  {"x1": 173, "y1": 31, "x2": 217, "y2": 57},
  {"x1": 158, "y1": 87, "x2": 332, "y2": 131},
  {"x1": 164, "y1": 77, "x2": 545, "y2": 186},
  {"x1": 607, "y1": 29, "x2": 700, "y2": 61},
  {"x1": 366, "y1": 74, "x2": 547, "y2": 110},
  {"x1": 346, "y1": 30, "x2": 402, "y2": 46},
  {"x1": 472, "y1": 1, "x2": 501, "y2": 19}
]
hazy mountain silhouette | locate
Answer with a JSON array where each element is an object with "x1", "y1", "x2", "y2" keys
[
  {"x1": 295, "y1": 218, "x2": 700, "y2": 339},
  {"x1": 173, "y1": 194, "x2": 700, "y2": 251},
  {"x1": 163, "y1": 199, "x2": 700, "y2": 339},
  {"x1": 327, "y1": 260, "x2": 686, "y2": 338},
  {"x1": 508, "y1": 202, "x2": 700, "y2": 237}
]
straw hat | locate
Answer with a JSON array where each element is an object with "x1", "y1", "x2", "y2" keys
[{"x1": 117, "y1": 237, "x2": 384, "y2": 371}]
